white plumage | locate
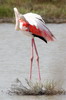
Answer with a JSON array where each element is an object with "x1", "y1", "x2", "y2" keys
[{"x1": 14, "y1": 7, "x2": 55, "y2": 80}]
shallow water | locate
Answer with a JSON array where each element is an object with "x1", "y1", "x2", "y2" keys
[{"x1": 0, "y1": 23, "x2": 66, "y2": 100}]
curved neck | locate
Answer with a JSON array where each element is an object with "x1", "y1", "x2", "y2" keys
[{"x1": 14, "y1": 10, "x2": 20, "y2": 30}]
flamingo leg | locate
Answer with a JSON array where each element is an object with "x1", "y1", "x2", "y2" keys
[
  {"x1": 33, "y1": 39, "x2": 41, "y2": 80},
  {"x1": 30, "y1": 38, "x2": 34, "y2": 80}
]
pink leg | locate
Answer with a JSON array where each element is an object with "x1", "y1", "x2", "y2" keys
[
  {"x1": 30, "y1": 38, "x2": 34, "y2": 80},
  {"x1": 33, "y1": 39, "x2": 41, "y2": 80}
]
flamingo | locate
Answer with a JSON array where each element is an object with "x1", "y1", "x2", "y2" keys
[{"x1": 14, "y1": 7, "x2": 55, "y2": 80}]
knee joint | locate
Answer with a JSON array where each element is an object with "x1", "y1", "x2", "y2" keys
[
  {"x1": 36, "y1": 56, "x2": 39, "y2": 61},
  {"x1": 30, "y1": 56, "x2": 34, "y2": 62}
]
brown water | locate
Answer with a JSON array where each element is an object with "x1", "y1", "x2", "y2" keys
[{"x1": 0, "y1": 23, "x2": 66, "y2": 100}]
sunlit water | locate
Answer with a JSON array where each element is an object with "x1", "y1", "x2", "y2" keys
[{"x1": 0, "y1": 23, "x2": 66, "y2": 100}]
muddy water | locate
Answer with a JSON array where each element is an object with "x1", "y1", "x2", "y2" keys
[{"x1": 0, "y1": 23, "x2": 66, "y2": 100}]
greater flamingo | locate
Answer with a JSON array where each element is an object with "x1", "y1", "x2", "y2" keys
[{"x1": 14, "y1": 7, "x2": 55, "y2": 80}]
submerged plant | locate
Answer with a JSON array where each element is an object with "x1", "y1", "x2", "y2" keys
[
  {"x1": 44, "y1": 80, "x2": 56, "y2": 91},
  {"x1": 8, "y1": 78, "x2": 66, "y2": 95}
]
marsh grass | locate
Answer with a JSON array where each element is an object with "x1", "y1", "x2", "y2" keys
[
  {"x1": 0, "y1": 5, "x2": 13, "y2": 18},
  {"x1": 0, "y1": 0, "x2": 66, "y2": 23},
  {"x1": 8, "y1": 78, "x2": 66, "y2": 95}
]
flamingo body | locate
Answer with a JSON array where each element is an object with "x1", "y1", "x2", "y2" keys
[
  {"x1": 19, "y1": 19, "x2": 55, "y2": 43},
  {"x1": 14, "y1": 8, "x2": 55, "y2": 80}
]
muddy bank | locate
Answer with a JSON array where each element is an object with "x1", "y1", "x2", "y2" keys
[
  {"x1": 44, "y1": 18, "x2": 66, "y2": 23},
  {"x1": 0, "y1": 17, "x2": 66, "y2": 23},
  {"x1": 0, "y1": 18, "x2": 14, "y2": 23}
]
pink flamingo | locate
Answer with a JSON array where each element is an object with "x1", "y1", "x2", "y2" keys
[{"x1": 14, "y1": 8, "x2": 55, "y2": 80}]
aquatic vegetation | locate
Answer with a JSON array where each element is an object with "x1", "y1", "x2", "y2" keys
[
  {"x1": 8, "y1": 78, "x2": 66, "y2": 95},
  {"x1": 0, "y1": 0, "x2": 66, "y2": 23}
]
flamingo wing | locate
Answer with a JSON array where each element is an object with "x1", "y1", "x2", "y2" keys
[{"x1": 20, "y1": 13, "x2": 55, "y2": 43}]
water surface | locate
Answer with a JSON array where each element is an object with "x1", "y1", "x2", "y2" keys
[{"x1": 0, "y1": 23, "x2": 66, "y2": 100}]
